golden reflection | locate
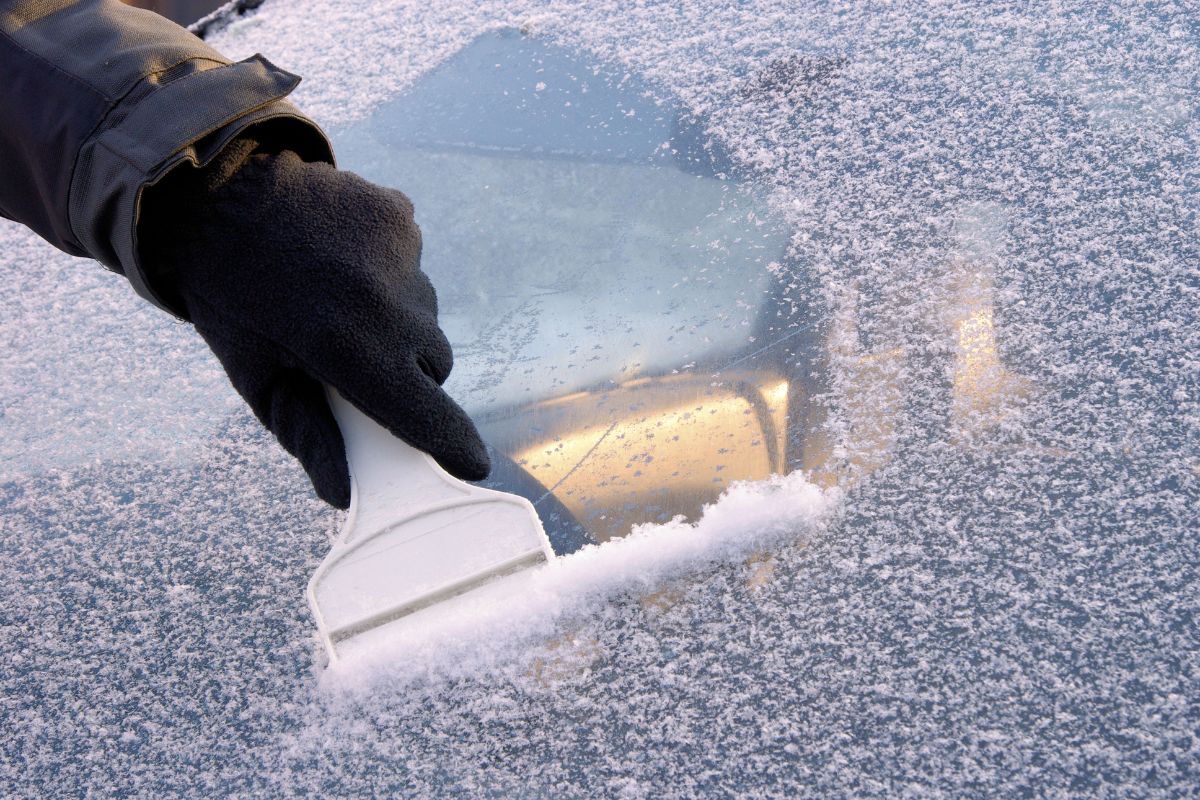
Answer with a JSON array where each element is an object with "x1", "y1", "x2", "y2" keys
[
  {"x1": 763, "y1": 379, "x2": 789, "y2": 411},
  {"x1": 514, "y1": 384, "x2": 774, "y2": 540},
  {"x1": 947, "y1": 260, "x2": 1032, "y2": 437},
  {"x1": 486, "y1": 371, "x2": 790, "y2": 541},
  {"x1": 951, "y1": 307, "x2": 1031, "y2": 428}
]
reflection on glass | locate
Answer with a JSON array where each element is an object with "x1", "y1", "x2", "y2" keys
[
  {"x1": 946, "y1": 204, "x2": 1033, "y2": 438},
  {"x1": 333, "y1": 30, "x2": 807, "y2": 548}
]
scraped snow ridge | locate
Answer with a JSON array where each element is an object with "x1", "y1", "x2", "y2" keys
[{"x1": 325, "y1": 470, "x2": 838, "y2": 687}]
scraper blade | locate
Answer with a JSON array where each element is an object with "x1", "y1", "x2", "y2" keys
[{"x1": 308, "y1": 388, "x2": 553, "y2": 663}]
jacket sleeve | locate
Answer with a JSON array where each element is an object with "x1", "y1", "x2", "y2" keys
[{"x1": 0, "y1": 0, "x2": 333, "y2": 315}]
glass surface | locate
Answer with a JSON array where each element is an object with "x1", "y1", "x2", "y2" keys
[{"x1": 333, "y1": 30, "x2": 807, "y2": 546}]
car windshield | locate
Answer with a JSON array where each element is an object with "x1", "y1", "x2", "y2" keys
[{"x1": 1, "y1": 1, "x2": 1196, "y2": 796}]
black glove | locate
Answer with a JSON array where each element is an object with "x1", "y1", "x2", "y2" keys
[{"x1": 139, "y1": 137, "x2": 490, "y2": 508}]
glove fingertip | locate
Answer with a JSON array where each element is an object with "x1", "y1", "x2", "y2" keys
[
  {"x1": 429, "y1": 409, "x2": 491, "y2": 481},
  {"x1": 311, "y1": 465, "x2": 352, "y2": 509},
  {"x1": 445, "y1": 444, "x2": 491, "y2": 482}
]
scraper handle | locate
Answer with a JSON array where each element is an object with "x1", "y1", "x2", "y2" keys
[{"x1": 325, "y1": 386, "x2": 479, "y2": 545}]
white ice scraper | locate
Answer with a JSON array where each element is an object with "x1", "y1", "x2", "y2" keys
[{"x1": 307, "y1": 388, "x2": 554, "y2": 663}]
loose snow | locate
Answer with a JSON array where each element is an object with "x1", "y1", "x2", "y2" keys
[{"x1": 326, "y1": 470, "x2": 837, "y2": 687}]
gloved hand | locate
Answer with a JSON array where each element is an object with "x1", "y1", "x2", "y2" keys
[{"x1": 139, "y1": 137, "x2": 489, "y2": 508}]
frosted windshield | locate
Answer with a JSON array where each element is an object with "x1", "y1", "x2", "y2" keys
[
  {"x1": 332, "y1": 30, "x2": 790, "y2": 415},
  {"x1": 3, "y1": 1, "x2": 1197, "y2": 794}
]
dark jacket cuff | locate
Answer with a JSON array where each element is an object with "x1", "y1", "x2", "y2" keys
[{"x1": 68, "y1": 54, "x2": 334, "y2": 316}]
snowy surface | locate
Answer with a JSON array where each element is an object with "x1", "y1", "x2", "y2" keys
[{"x1": 2, "y1": 0, "x2": 1198, "y2": 796}]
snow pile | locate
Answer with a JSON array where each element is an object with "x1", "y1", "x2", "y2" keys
[{"x1": 326, "y1": 470, "x2": 838, "y2": 687}]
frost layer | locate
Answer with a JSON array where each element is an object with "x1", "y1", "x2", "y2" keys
[{"x1": 1, "y1": 0, "x2": 1197, "y2": 797}]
